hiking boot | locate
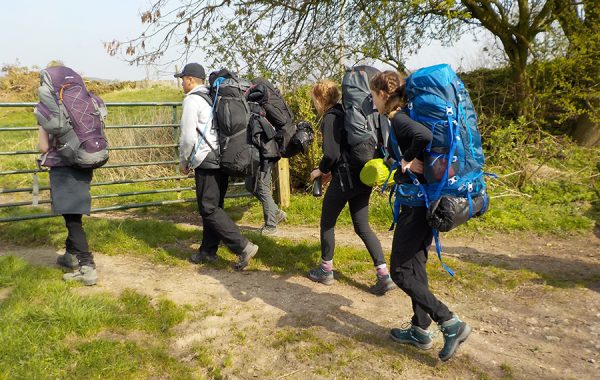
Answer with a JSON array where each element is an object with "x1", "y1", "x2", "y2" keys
[
  {"x1": 63, "y1": 265, "x2": 97, "y2": 286},
  {"x1": 189, "y1": 251, "x2": 218, "y2": 264},
  {"x1": 307, "y1": 267, "x2": 334, "y2": 286},
  {"x1": 275, "y1": 210, "x2": 287, "y2": 225},
  {"x1": 390, "y1": 324, "x2": 433, "y2": 350},
  {"x1": 369, "y1": 275, "x2": 396, "y2": 295},
  {"x1": 438, "y1": 315, "x2": 472, "y2": 361},
  {"x1": 260, "y1": 225, "x2": 278, "y2": 236},
  {"x1": 234, "y1": 242, "x2": 258, "y2": 271},
  {"x1": 56, "y1": 252, "x2": 79, "y2": 270}
]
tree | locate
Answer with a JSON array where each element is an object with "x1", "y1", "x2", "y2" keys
[
  {"x1": 426, "y1": 1, "x2": 556, "y2": 117},
  {"x1": 106, "y1": 1, "x2": 457, "y2": 84}
]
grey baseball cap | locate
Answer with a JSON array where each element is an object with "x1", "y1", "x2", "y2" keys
[{"x1": 174, "y1": 63, "x2": 206, "y2": 79}]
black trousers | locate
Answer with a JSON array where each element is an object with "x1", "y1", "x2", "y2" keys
[
  {"x1": 320, "y1": 173, "x2": 385, "y2": 266},
  {"x1": 63, "y1": 214, "x2": 95, "y2": 267},
  {"x1": 390, "y1": 206, "x2": 453, "y2": 329},
  {"x1": 195, "y1": 168, "x2": 248, "y2": 256}
]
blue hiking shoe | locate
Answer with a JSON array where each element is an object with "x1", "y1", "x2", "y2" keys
[
  {"x1": 308, "y1": 267, "x2": 334, "y2": 286},
  {"x1": 56, "y1": 252, "x2": 79, "y2": 270},
  {"x1": 390, "y1": 324, "x2": 433, "y2": 350},
  {"x1": 438, "y1": 315, "x2": 472, "y2": 361}
]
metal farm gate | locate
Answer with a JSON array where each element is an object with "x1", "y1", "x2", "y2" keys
[{"x1": 0, "y1": 102, "x2": 254, "y2": 222}]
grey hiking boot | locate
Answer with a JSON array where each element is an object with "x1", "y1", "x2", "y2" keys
[
  {"x1": 260, "y1": 225, "x2": 278, "y2": 236},
  {"x1": 390, "y1": 324, "x2": 433, "y2": 350},
  {"x1": 369, "y1": 275, "x2": 396, "y2": 295},
  {"x1": 63, "y1": 265, "x2": 97, "y2": 286},
  {"x1": 189, "y1": 251, "x2": 218, "y2": 264},
  {"x1": 56, "y1": 252, "x2": 79, "y2": 270},
  {"x1": 438, "y1": 315, "x2": 472, "y2": 361},
  {"x1": 308, "y1": 267, "x2": 334, "y2": 286},
  {"x1": 234, "y1": 242, "x2": 258, "y2": 271},
  {"x1": 275, "y1": 210, "x2": 287, "y2": 225}
]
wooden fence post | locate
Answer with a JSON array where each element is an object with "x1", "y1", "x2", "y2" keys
[{"x1": 274, "y1": 158, "x2": 291, "y2": 208}]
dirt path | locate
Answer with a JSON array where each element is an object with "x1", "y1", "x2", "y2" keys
[{"x1": 2, "y1": 228, "x2": 599, "y2": 379}]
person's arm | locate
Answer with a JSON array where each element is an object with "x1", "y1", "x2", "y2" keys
[
  {"x1": 38, "y1": 126, "x2": 50, "y2": 153},
  {"x1": 178, "y1": 96, "x2": 198, "y2": 174},
  {"x1": 317, "y1": 112, "x2": 342, "y2": 174},
  {"x1": 391, "y1": 112, "x2": 432, "y2": 174},
  {"x1": 393, "y1": 112, "x2": 432, "y2": 162}
]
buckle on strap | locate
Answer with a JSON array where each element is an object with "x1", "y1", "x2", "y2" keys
[{"x1": 448, "y1": 176, "x2": 458, "y2": 185}]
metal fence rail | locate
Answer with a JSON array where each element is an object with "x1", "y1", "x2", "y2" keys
[{"x1": 0, "y1": 102, "x2": 249, "y2": 222}]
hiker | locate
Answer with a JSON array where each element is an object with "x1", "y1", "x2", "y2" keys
[
  {"x1": 307, "y1": 80, "x2": 395, "y2": 295},
  {"x1": 370, "y1": 70, "x2": 471, "y2": 361},
  {"x1": 34, "y1": 64, "x2": 109, "y2": 286},
  {"x1": 176, "y1": 63, "x2": 258, "y2": 270},
  {"x1": 38, "y1": 128, "x2": 98, "y2": 285},
  {"x1": 244, "y1": 78, "x2": 297, "y2": 236}
]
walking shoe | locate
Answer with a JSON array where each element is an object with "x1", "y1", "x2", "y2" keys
[
  {"x1": 63, "y1": 265, "x2": 97, "y2": 286},
  {"x1": 390, "y1": 324, "x2": 433, "y2": 350},
  {"x1": 438, "y1": 315, "x2": 472, "y2": 361},
  {"x1": 189, "y1": 251, "x2": 218, "y2": 264},
  {"x1": 307, "y1": 267, "x2": 334, "y2": 286},
  {"x1": 275, "y1": 210, "x2": 287, "y2": 225},
  {"x1": 369, "y1": 275, "x2": 396, "y2": 295},
  {"x1": 260, "y1": 225, "x2": 278, "y2": 236},
  {"x1": 56, "y1": 252, "x2": 79, "y2": 270},
  {"x1": 234, "y1": 242, "x2": 258, "y2": 271}
]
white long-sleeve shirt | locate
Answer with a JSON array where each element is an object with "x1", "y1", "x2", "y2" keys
[{"x1": 179, "y1": 85, "x2": 219, "y2": 169}]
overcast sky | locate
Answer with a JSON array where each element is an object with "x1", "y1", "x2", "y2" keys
[{"x1": 0, "y1": 1, "x2": 494, "y2": 81}]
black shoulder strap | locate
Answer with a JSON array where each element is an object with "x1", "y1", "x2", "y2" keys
[{"x1": 190, "y1": 91, "x2": 213, "y2": 106}]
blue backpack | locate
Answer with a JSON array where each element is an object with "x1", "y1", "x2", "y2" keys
[{"x1": 386, "y1": 64, "x2": 493, "y2": 276}]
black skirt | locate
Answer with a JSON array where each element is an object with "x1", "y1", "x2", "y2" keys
[{"x1": 49, "y1": 166, "x2": 93, "y2": 215}]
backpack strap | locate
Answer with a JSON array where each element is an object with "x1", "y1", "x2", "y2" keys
[{"x1": 190, "y1": 91, "x2": 213, "y2": 107}]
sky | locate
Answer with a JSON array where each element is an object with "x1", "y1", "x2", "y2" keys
[{"x1": 0, "y1": 1, "x2": 495, "y2": 81}]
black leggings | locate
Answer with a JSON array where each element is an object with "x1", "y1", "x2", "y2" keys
[
  {"x1": 63, "y1": 214, "x2": 95, "y2": 267},
  {"x1": 320, "y1": 173, "x2": 385, "y2": 266},
  {"x1": 389, "y1": 206, "x2": 452, "y2": 329}
]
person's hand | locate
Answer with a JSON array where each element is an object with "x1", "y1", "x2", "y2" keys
[
  {"x1": 322, "y1": 171, "x2": 332, "y2": 185},
  {"x1": 180, "y1": 163, "x2": 190, "y2": 176},
  {"x1": 401, "y1": 158, "x2": 424, "y2": 174},
  {"x1": 310, "y1": 168, "x2": 322, "y2": 182}
]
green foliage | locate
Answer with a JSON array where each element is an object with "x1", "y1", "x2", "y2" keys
[
  {"x1": 529, "y1": 33, "x2": 600, "y2": 136},
  {"x1": 284, "y1": 85, "x2": 323, "y2": 189}
]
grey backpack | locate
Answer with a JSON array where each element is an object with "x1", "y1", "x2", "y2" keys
[
  {"x1": 341, "y1": 65, "x2": 382, "y2": 165},
  {"x1": 34, "y1": 66, "x2": 109, "y2": 168}
]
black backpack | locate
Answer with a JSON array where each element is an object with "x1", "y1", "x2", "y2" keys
[
  {"x1": 208, "y1": 69, "x2": 259, "y2": 177},
  {"x1": 246, "y1": 77, "x2": 297, "y2": 158}
]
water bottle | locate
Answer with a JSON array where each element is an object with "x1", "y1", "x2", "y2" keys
[{"x1": 312, "y1": 176, "x2": 322, "y2": 197}]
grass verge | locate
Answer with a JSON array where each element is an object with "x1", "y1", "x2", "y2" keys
[{"x1": 0, "y1": 255, "x2": 192, "y2": 379}]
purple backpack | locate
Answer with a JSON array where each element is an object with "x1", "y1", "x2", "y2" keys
[{"x1": 34, "y1": 66, "x2": 109, "y2": 168}]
